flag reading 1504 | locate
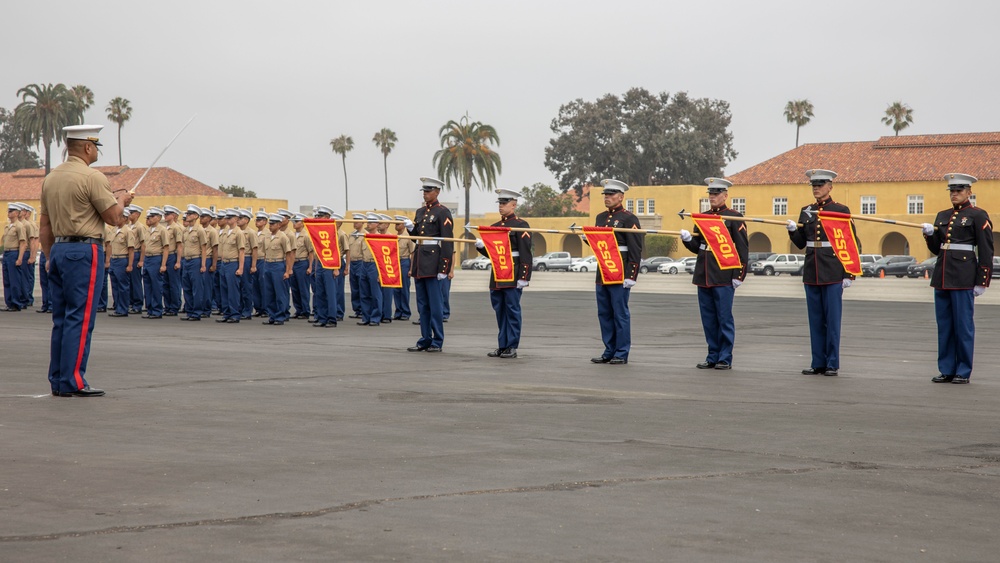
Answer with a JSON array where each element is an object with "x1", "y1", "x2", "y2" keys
[
  {"x1": 303, "y1": 218, "x2": 341, "y2": 269},
  {"x1": 690, "y1": 214, "x2": 743, "y2": 270},
  {"x1": 478, "y1": 226, "x2": 516, "y2": 283},
  {"x1": 364, "y1": 233, "x2": 403, "y2": 288},
  {"x1": 818, "y1": 210, "x2": 862, "y2": 276},
  {"x1": 582, "y1": 226, "x2": 625, "y2": 284}
]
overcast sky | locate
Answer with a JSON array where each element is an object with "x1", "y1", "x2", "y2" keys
[{"x1": 3, "y1": 1, "x2": 997, "y2": 214}]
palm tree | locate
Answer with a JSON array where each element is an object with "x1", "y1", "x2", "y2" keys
[
  {"x1": 433, "y1": 114, "x2": 501, "y2": 241},
  {"x1": 783, "y1": 99, "x2": 815, "y2": 148},
  {"x1": 105, "y1": 97, "x2": 133, "y2": 166},
  {"x1": 330, "y1": 135, "x2": 354, "y2": 210},
  {"x1": 372, "y1": 128, "x2": 398, "y2": 208},
  {"x1": 14, "y1": 83, "x2": 78, "y2": 174},
  {"x1": 881, "y1": 101, "x2": 914, "y2": 136},
  {"x1": 69, "y1": 84, "x2": 95, "y2": 121}
]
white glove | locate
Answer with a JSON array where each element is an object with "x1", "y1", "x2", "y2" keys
[
  {"x1": 921, "y1": 223, "x2": 934, "y2": 236},
  {"x1": 623, "y1": 279, "x2": 636, "y2": 289},
  {"x1": 679, "y1": 229, "x2": 692, "y2": 242},
  {"x1": 842, "y1": 279, "x2": 853, "y2": 289},
  {"x1": 786, "y1": 220, "x2": 797, "y2": 232},
  {"x1": 974, "y1": 285, "x2": 986, "y2": 297},
  {"x1": 516, "y1": 280, "x2": 528, "y2": 289},
  {"x1": 403, "y1": 219, "x2": 414, "y2": 229},
  {"x1": 475, "y1": 239, "x2": 485, "y2": 249},
  {"x1": 437, "y1": 273, "x2": 447, "y2": 281},
  {"x1": 732, "y1": 279, "x2": 742, "y2": 289}
]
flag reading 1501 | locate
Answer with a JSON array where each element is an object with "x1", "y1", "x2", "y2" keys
[
  {"x1": 817, "y1": 210, "x2": 862, "y2": 276},
  {"x1": 364, "y1": 233, "x2": 403, "y2": 288},
  {"x1": 582, "y1": 226, "x2": 625, "y2": 284},
  {"x1": 690, "y1": 214, "x2": 743, "y2": 270},
  {"x1": 303, "y1": 218, "x2": 341, "y2": 269},
  {"x1": 478, "y1": 226, "x2": 516, "y2": 283}
]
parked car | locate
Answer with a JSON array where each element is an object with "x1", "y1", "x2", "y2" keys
[
  {"x1": 460, "y1": 256, "x2": 482, "y2": 270},
  {"x1": 750, "y1": 254, "x2": 805, "y2": 276},
  {"x1": 993, "y1": 256, "x2": 1000, "y2": 278},
  {"x1": 681, "y1": 256, "x2": 698, "y2": 274},
  {"x1": 863, "y1": 255, "x2": 916, "y2": 278},
  {"x1": 747, "y1": 252, "x2": 775, "y2": 263},
  {"x1": 639, "y1": 256, "x2": 678, "y2": 274},
  {"x1": 570, "y1": 256, "x2": 598, "y2": 272},
  {"x1": 657, "y1": 257, "x2": 695, "y2": 274},
  {"x1": 532, "y1": 251, "x2": 573, "y2": 271},
  {"x1": 907, "y1": 257, "x2": 937, "y2": 278}
]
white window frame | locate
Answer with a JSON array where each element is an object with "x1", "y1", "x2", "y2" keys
[
  {"x1": 636, "y1": 199, "x2": 645, "y2": 215},
  {"x1": 970, "y1": 194, "x2": 977, "y2": 207},
  {"x1": 699, "y1": 198, "x2": 710, "y2": 213},
  {"x1": 647, "y1": 199, "x2": 655, "y2": 215},
  {"x1": 773, "y1": 197, "x2": 788, "y2": 216},
  {"x1": 625, "y1": 199, "x2": 634, "y2": 213},
  {"x1": 907, "y1": 195, "x2": 924, "y2": 215},
  {"x1": 731, "y1": 197, "x2": 746, "y2": 214},
  {"x1": 861, "y1": 196, "x2": 876, "y2": 215}
]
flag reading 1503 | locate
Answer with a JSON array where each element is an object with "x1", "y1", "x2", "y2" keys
[
  {"x1": 364, "y1": 233, "x2": 403, "y2": 288},
  {"x1": 582, "y1": 226, "x2": 625, "y2": 284},
  {"x1": 478, "y1": 226, "x2": 516, "y2": 283},
  {"x1": 303, "y1": 218, "x2": 341, "y2": 269},
  {"x1": 690, "y1": 214, "x2": 743, "y2": 270},
  {"x1": 818, "y1": 210, "x2": 862, "y2": 276}
]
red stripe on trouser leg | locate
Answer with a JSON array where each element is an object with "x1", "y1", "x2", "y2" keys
[{"x1": 73, "y1": 244, "x2": 99, "y2": 390}]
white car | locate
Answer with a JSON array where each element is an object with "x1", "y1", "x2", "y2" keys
[
  {"x1": 659, "y1": 257, "x2": 696, "y2": 274},
  {"x1": 470, "y1": 256, "x2": 491, "y2": 270},
  {"x1": 570, "y1": 256, "x2": 598, "y2": 272}
]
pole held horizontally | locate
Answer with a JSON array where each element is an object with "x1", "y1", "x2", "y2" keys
[
  {"x1": 567, "y1": 223, "x2": 683, "y2": 236},
  {"x1": 465, "y1": 225, "x2": 581, "y2": 236},
  {"x1": 802, "y1": 208, "x2": 930, "y2": 229},
  {"x1": 130, "y1": 115, "x2": 197, "y2": 194},
  {"x1": 678, "y1": 209, "x2": 803, "y2": 227}
]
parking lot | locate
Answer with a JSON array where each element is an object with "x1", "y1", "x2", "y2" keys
[{"x1": 2, "y1": 273, "x2": 999, "y2": 561}]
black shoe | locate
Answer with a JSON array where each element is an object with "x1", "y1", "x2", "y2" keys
[
  {"x1": 398, "y1": 316, "x2": 409, "y2": 321},
  {"x1": 696, "y1": 362, "x2": 717, "y2": 369},
  {"x1": 348, "y1": 313, "x2": 361, "y2": 319},
  {"x1": 952, "y1": 377, "x2": 970, "y2": 384},
  {"x1": 143, "y1": 315, "x2": 162, "y2": 319},
  {"x1": 368, "y1": 323, "x2": 380, "y2": 327},
  {"x1": 314, "y1": 322, "x2": 328, "y2": 327},
  {"x1": 241, "y1": 316, "x2": 252, "y2": 320},
  {"x1": 226, "y1": 318, "x2": 239, "y2": 323},
  {"x1": 714, "y1": 361, "x2": 732, "y2": 370},
  {"x1": 273, "y1": 321, "x2": 284, "y2": 326},
  {"x1": 37, "y1": 309, "x2": 50, "y2": 313},
  {"x1": 163, "y1": 312, "x2": 177, "y2": 316},
  {"x1": 55, "y1": 386, "x2": 105, "y2": 397},
  {"x1": 931, "y1": 374, "x2": 955, "y2": 383},
  {"x1": 215, "y1": 318, "x2": 229, "y2": 323},
  {"x1": 1, "y1": 307, "x2": 21, "y2": 312},
  {"x1": 392, "y1": 316, "x2": 403, "y2": 320},
  {"x1": 608, "y1": 357, "x2": 628, "y2": 365},
  {"x1": 328, "y1": 322, "x2": 337, "y2": 327},
  {"x1": 412, "y1": 320, "x2": 420, "y2": 325},
  {"x1": 500, "y1": 348, "x2": 518, "y2": 359},
  {"x1": 108, "y1": 312, "x2": 128, "y2": 317},
  {"x1": 824, "y1": 369, "x2": 839, "y2": 376},
  {"x1": 488, "y1": 348, "x2": 502, "y2": 357},
  {"x1": 200, "y1": 313, "x2": 211, "y2": 318},
  {"x1": 407, "y1": 345, "x2": 429, "y2": 352},
  {"x1": 357, "y1": 321, "x2": 369, "y2": 326},
  {"x1": 442, "y1": 318, "x2": 448, "y2": 322},
  {"x1": 336, "y1": 317, "x2": 344, "y2": 321},
  {"x1": 182, "y1": 316, "x2": 201, "y2": 321},
  {"x1": 96, "y1": 307, "x2": 107, "y2": 313},
  {"x1": 262, "y1": 320, "x2": 276, "y2": 325},
  {"x1": 382, "y1": 318, "x2": 392, "y2": 323},
  {"x1": 426, "y1": 346, "x2": 442, "y2": 352},
  {"x1": 591, "y1": 356, "x2": 612, "y2": 364},
  {"x1": 802, "y1": 367, "x2": 826, "y2": 375}
]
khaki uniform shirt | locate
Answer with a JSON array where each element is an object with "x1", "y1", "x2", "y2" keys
[
  {"x1": 24, "y1": 220, "x2": 39, "y2": 240},
  {"x1": 241, "y1": 229, "x2": 257, "y2": 260},
  {"x1": 38, "y1": 156, "x2": 117, "y2": 239},
  {"x1": 4, "y1": 221, "x2": 26, "y2": 250},
  {"x1": 292, "y1": 230, "x2": 309, "y2": 260},
  {"x1": 255, "y1": 229, "x2": 267, "y2": 261},
  {"x1": 398, "y1": 237, "x2": 415, "y2": 260},
  {"x1": 203, "y1": 226, "x2": 219, "y2": 256},
  {"x1": 109, "y1": 225, "x2": 137, "y2": 257},
  {"x1": 263, "y1": 231, "x2": 292, "y2": 260},
  {"x1": 145, "y1": 225, "x2": 169, "y2": 256},
  {"x1": 182, "y1": 225, "x2": 207, "y2": 259},
  {"x1": 348, "y1": 230, "x2": 365, "y2": 261},
  {"x1": 165, "y1": 222, "x2": 183, "y2": 254},
  {"x1": 128, "y1": 222, "x2": 147, "y2": 253},
  {"x1": 218, "y1": 227, "x2": 247, "y2": 260}
]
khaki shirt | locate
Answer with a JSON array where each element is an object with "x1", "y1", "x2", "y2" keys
[
  {"x1": 38, "y1": 156, "x2": 117, "y2": 239},
  {"x1": 203, "y1": 226, "x2": 219, "y2": 255},
  {"x1": 24, "y1": 220, "x2": 39, "y2": 240},
  {"x1": 128, "y1": 221, "x2": 147, "y2": 251},
  {"x1": 255, "y1": 229, "x2": 267, "y2": 260},
  {"x1": 292, "y1": 230, "x2": 309, "y2": 260},
  {"x1": 165, "y1": 222, "x2": 183, "y2": 254},
  {"x1": 145, "y1": 225, "x2": 169, "y2": 256},
  {"x1": 218, "y1": 227, "x2": 247, "y2": 260},
  {"x1": 262, "y1": 231, "x2": 292, "y2": 260},
  {"x1": 398, "y1": 237, "x2": 415, "y2": 260},
  {"x1": 182, "y1": 225, "x2": 207, "y2": 258},
  {"x1": 3, "y1": 221, "x2": 26, "y2": 250},
  {"x1": 348, "y1": 230, "x2": 365, "y2": 262},
  {"x1": 109, "y1": 225, "x2": 137, "y2": 257},
  {"x1": 241, "y1": 229, "x2": 257, "y2": 259}
]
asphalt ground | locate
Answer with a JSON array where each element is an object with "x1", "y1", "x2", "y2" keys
[{"x1": 2, "y1": 273, "x2": 999, "y2": 562}]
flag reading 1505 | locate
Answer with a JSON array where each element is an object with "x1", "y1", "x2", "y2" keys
[
  {"x1": 364, "y1": 233, "x2": 403, "y2": 288},
  {"x1": 478, "y1": 226, "x2": 516, "y2": 283},
  {"x1": 582, "y1": 226, "x2": 625, "y2": 284},
  {"x1": 690, "y1": 214, "x2": 742, "y2": 270},
  {"x1": 303, "y1": 218, "x2": 341, "y2": 269},
  {"x1": 818, "y1": 210, "x2": 862, "y2": 276}
]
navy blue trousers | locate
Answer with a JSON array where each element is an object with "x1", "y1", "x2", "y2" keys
[
  {"x1": 3, "y1": 249, "x2": 24, "y2": 309},
  {"x1": 414, "y1": 277, "x2": 444, "y2": 348},
  {"x1": 181, "y1": 258, "x2": 202, "y2": 319},
  {"x1": 349, "y1": 260, "x2": 363, "y2": 315},
  {"x1": 392, "y1": 258, "x2": 411, "y2": 319},
  {"x1": 219, "y1": 261, "x2": 241, "y2": 320},
  {"x1": 697, "y1": 285, "x2": 737, "y2": 365},
  {"x1": 240, "y1": 256, "x2": 254, "y2": 318},
  {"x1": 313, "y1": 266, "x2": 338, "y2": 324},
  {"x1": 935, "y1": 289, "x2": 976, "y2": 379},
  {"x1": 97, "y1": 264, "x2": 109, "y2": 310},
  {"x1": 261, "y1": 261, "x2": 289, "y2": 322},
  {"x1": 334, "y1": 257, "x2": 346, "y2": 319},
  {"x1": 22, "y1": 249, "x2": 34, "y2": 306},
  {"x1": 47, "y1": 242, "x2": 104, "y2": 393},
  {"x1": 143, "y1": 255, "x2": 164, "y2": 317},
  {"x1": 440, "y1": 277, "x2": 451, "y2": 319},
  {"x1": 164, "y1": 253, "x2": 181, "y2": 313},
  {"x1": 200, "y1": 257, "x2": 214, "y2": 317},
  {"x1": 361, "y1": 261, "x2": 383, "y2": 324},
  {"x1": 253, "y1": 259, "x2": 265, "y2": 315},
  {"x1": 595, "y1": 284, "x2": 631, "y2": 360},
  {"x1": 804, "y1": 283, "x2": 844, "y2": 370},
  {"x1": 38, "y1": 252, "x2": 50, "y2": 311},
  {"x1": 491, "y1": 287, "x2": 523, "y2": 350},
  {"x1": 109, "y1": 257, "x2": 130, "y2": 315},
  {"x1": 129, "y1": 250, "x2": 143, "y2": 311},
  {"x1": 290, "y1": 259, "x2": 310, "y2": 316},
  {"x1": 212, "y1": 267, "x2": 222, "y2": 311}
]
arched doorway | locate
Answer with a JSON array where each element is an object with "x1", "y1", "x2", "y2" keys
[
  {"x1": 881, "y1": 231, "x2": 909, "y2": 255},
  {"x1": 562, "y1": 234, "x2": 582, "y2": 257},
  {"x1": 531, "y1": 233, "x2": 547, "y2": 255},
  {"x1": 748, "y1": 232, "x2": 772, "y2": 253}
]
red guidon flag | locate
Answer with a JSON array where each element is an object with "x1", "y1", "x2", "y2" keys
[
  {"x1": 582, "y1": 226, "x2": 625, "y2": 284},
  {"x1": 303, "y1": 219, "x2": 342, "y2": 269},
  {"x1": 364, "y1": 233, "x2": 403, "y2": 288},
  {"x1": 690, "y1": 214, "x2": 742, "y2": 270},
  {"x1": 818, "y1": 210, "x2": 862, "y2": 276},
  {"x1": 478, "y1": 226, "x2": 516, "y2": 283}
]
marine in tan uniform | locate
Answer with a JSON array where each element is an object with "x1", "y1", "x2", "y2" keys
[
  {"x1": 125, "y1": 205, "x2": 147, "y2": 313},
  {"x1": 216, "y1": 209, "x2": 247, "y2": 322},
  {"x1": 142, "y1": 207, "x2": 170, "y2": 318},
  {"x1": 106, "y1": 209, "x2": 137, "y2": 316},
  {"x1": 347, "y1": 214, "x2": 367, "y2": 318},
  {"x1": 253, "y1": 211, "x2": 269, "y2": 316},
  {"x1": 2, "y1": 203, "x2": 28, "y2": 311},
  {"x1": 260, "y1": 213, "x2": 293, "y2": 324},
  {"x1": 236, "y1": 209, "x2": 257, "y2": 319},
  {"x1": 198, "y1": 207, "x2": 219, "y2": 318},
  {"x1": 180, "y1": 205, "x2": 208, "y2": 321}
]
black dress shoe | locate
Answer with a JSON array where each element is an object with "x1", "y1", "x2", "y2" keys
[
  {"x1": 952, "y1": 377, "x2": 970, "y2": 384},
  {"x1": 696, "y1": 362, "x2": 717, "y2": 369},
  {"x1": 262, "y1": 320, "x2": 276, "y2": 325},
  {"x1": 145, "y1": 315, "x2": 162, "y2": 319},
  {"x1": 500, "y1": 348, "x2": 518, "y2": 359},
  {"x1": 412, "y1": 320, "x2": 421, "y2": 325},
  {"x1": 931, "y1": 374, "x2": 955, "y2": 383},
  {"x1": 823, "y1": 369, "x2": 839, "y2": 376},
  {"x1": 314, "y1": 322, "x2": 328, "y2": 327},
  {"x1": 442, "y1": 318, "x2": 448, "y2": 322},
  {"x1": 368, "y1": 323, "x2": 380, "y2": 327},
  {"x1": 398, "y1": 316, "x2": 409, "y2": 321},
  {"x1": 1, "y1": 307, "x2": 21, "y2": 312},
  {"x1": 802, "y1": 367, "x2": 826, "y2": 375},
  {"x1": 273, "y1": 321, "x2": 284, "y2": 326},
  {"x1": 241, "y1": 316, "x2": 252, "y2": 320},
  {"x1": 215, "y1": 318, "x2": 229, "y2": 323},
  {"x1": 348, "y1": 313, "x2": 361, "y2": 319},
  {"x1": 163, "y1": 312, "x2": 177, "y2": 316},
  {"x1": 226, "y1": 318, "x2": 239, "y2": 323},
  {"x1": 488, "y1": 348, "x2": 502, "y2": 357},
  {"x1": 182, "y1": 316, "x2": 201, "y2": 321},
  {"x1": 37, "y1": 309, "x2": 50, "y2": 313},
  {"x1": 426, "y1": 346, "x2": 442, "y2": 352},
  {"x1": 714, "y1": 361, "x2": 732, "y2": 370},
  {"x1": 55, "y1": 386, "x2": 105, "y2": 397},
  {"x1": 407, "y1": 345, "x2": 429, "y2": 352},
  {"x1": 108, "y1": 312, "x2": 128, "y2": 317},
  {"x1": 96, "y1": 308, "x2": 107, "y2": 313},
  {"x1": 591, "y1": 356, "x2": 612, "y2": 364},
  {"x1": 608, "y1": 357, "x2": 628, "y2": 365},
  {"x1": 357, "y1": 321, "x2": 369, "y2": 326}
]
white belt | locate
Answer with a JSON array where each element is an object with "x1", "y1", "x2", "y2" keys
[
  {"x1": 941, "y1": 243, "x2": 974, "y2": 251},
  {"x1": 806, "y1": 241, "x2": 832, "y2": 248},
  {"x1": 419, "y1": 240, "x2": 440, "y2": 246},
  {"x1": 510, "y1": 251, "x2": 519, "y2": 257},
  {"x1": 698, "y1": 243, "x2": 712, "y2": 252},
  {"x1": 618, "y1": 245, "x2": 628, "y2": 252}
]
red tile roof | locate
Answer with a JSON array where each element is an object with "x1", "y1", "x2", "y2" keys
[
  {"x1": 0, "y1": 166, "x2": 222, "y2": 200},
  {"x1": 728, "y1": 132, "x2": 1000, "y2": 185}
]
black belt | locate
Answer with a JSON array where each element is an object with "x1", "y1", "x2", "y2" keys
[{"x1": 55, "y1": 236, "x2": 102, "y2": 244}]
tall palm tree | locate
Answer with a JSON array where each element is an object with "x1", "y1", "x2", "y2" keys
[
  {"x1": 330, "y1": 135, "x2": 354, "y2": 210},
  {"x1": 881, "y1": 101, "x2": 914, "y2": 136},
  {"x1": 105, "y1": 97, "x2": 133, "y2": 166},
  {"x1": 433, "y1": 114, "x2": 501, "y2": 240},
  {"x1": 69, "y1": 84, "x2": 95, "y2": 121},
  {"x1": 783, "y1": 99, "x2": 815, "y2": 148},
  {"x1": 372, "y1": 128, "x2": 398, "y2": 208},
  {"x1": 14, "y1": 83, "x2": 77, "y2": 174}
]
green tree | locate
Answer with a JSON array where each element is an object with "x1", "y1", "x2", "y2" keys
[
  {"x1": 105, "y1": 97, "x2": 133, "y2": 166},
  {"x1": 881, "y1": 101, "x2": 914, "y2": 136},
  {"x1": 330, "y1": 134, "x2": 354, "y2": 210},
  {"x1": 517, "y1": 183, "x2": 587, "y2": 217},
  {"x1": 14, "y1": 83, "x2": 79, "y2": 174},
  {"x1": 433, "y1": 113, "x2": 502, "y2": 236},
  {"x1": 218, "y1": 184, "x2": 257, "y2": 198},
  {"x1": 643, "y1": 234, "x2": 677, "y2": 257},
  {"x1": 783, "y1": 99, "x2": 814, "y2": 148},
  {"x1": 372, "y1": 127, "x2": 398, "y2": 208},
  {"x1": 69, "y1": 84, "x2": 95, "y2": 121},
  {"x1": 0, "y1": 107, "x2": 41, "y2": 172},
  {"x1": 545, "y1": 88, "x2": 736, "y2": 199}
]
